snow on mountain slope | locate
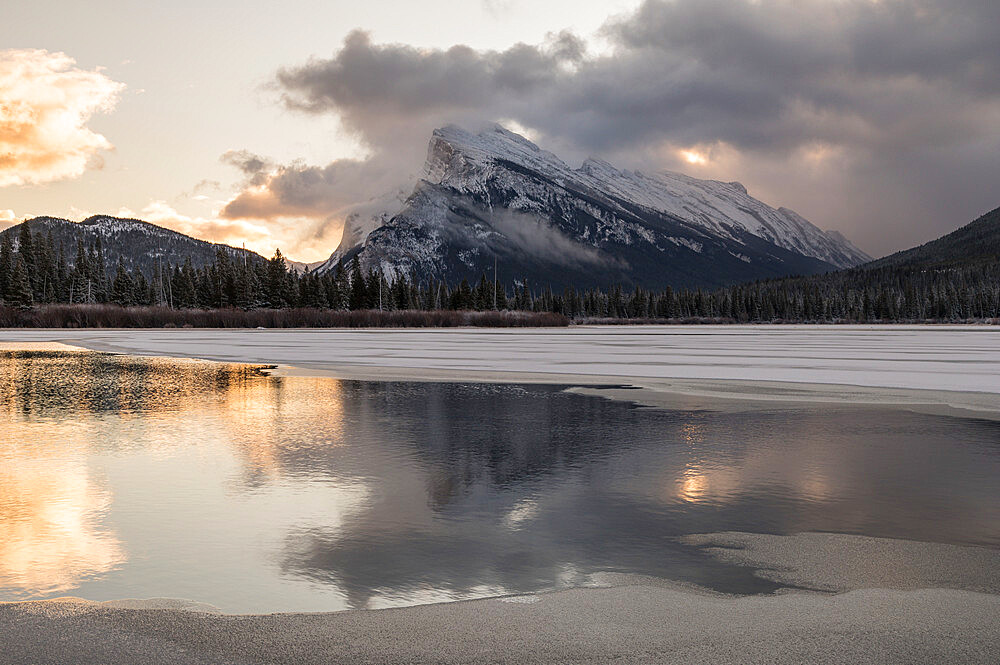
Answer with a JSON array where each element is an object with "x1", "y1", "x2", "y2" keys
[
  {"x1": 426, "y1": 124, "x2": 869, "y2": 268},
  {"x1": 317, "y1": 124, "x2": 870, "y2": 289}
]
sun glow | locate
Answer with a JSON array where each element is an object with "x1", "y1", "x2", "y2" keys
[{"x1": 679, "y1": 149, "x2": 708, "y2": 166}]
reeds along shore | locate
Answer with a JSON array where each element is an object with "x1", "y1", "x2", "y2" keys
[
  {"x1": 2, "y1": 304, "x2": 997, "y2": 329},
  {"x1": 0, "y1": 304, "x2": 569, "y2": 328}
]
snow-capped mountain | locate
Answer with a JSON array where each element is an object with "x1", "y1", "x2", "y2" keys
[
  {"x1": 318, "y1": 124, "x2": 870, "y2": 290},
  {"x1": 2, "y1": 215, "x2": 263, "y2": 273}
]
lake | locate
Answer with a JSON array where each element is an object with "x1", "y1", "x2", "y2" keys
[{"x1": 1, "y1": 348, "x2": 998, "y2": 613}]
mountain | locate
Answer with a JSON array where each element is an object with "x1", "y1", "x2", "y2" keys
[
  {"x1": 316, "y1": 124, "x2": 870, "y2": 290},
  {"x1": 286, "y1": 259, "x2": 326, "y2": 274},
  {"x1": 1, "y1": 215, "x2": 264, "y2": 273},
  {"x1": 700, "y1": 205, "x2": 1000, "y2": 321},
  {"x1": 866, "y1": 205, "x2": 1000, "y2": 270}
]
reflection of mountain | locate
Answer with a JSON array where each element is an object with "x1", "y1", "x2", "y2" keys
[
  {"x1": 278, "y1": 396, "x2": 1000, "y2": 609},
  {"x1": 2, "y1": 350, "x2": 997, "y2": 611}
]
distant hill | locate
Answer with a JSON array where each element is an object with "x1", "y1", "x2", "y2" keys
[
  {"x1": 1, "y1": 215, "x2": 264, "y2": 274},
  {"x1": 697, "y1": 206, "x2": 1000, "y2": 321},
  {"x1": 866, "y1": 206, "x2": 1000, "y2": 270}
]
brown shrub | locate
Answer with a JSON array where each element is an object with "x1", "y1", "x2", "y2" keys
[{"x1": 0, "y1": 305, "x2": 569, "y2": 329}]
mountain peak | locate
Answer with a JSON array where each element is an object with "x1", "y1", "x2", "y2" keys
[
  {"x1": 323, "y1": 123, "x2": 871, "y2": 286},
  {"x1": 578, "y1": 157, "x2": 620, "y2": 178},
  {"x1": 425, "y1": 123, "x2": 571, "y2": 186}
]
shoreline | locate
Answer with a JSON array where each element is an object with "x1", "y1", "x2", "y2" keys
[
  {"x1": 4, "y1": 587, "x2": 995, "y2": 665},
  {"x1": 1, "y1": 325, "x2": 998, "y2": 417},
  {"x1": 3, "y1": 532, "x2": 997, "y2": 664},
  {"x1": 268, "y1": 363, "x2": 1000, "y2": 420}
]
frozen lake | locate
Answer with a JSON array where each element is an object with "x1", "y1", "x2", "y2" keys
[{"x1": 3, "y1": 324, "x2": 1000, "y2": 394}]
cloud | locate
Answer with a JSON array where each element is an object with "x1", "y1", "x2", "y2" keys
[
  {"x1": 217, "y1": 148, "x2": 412, "y2": 260},
  {"x1": 127, "y1": 201, "x2": 337, "y2": 262},
  {"x1": 220, "y1": 152, "x2": 397, "y2": 221},
  {"x1": 0, "y1": 209, "x2": 16, "y2": 231},
  {"x1": 275, "y1": 29, "x2": 585, "y2": 150},
  {"x1": 485, "y1": 208, "x2": 612, "y2": 268},
  {"x1": 232, "y1": 0, "x2": 1000, "y2": 257},
  {"x1": 0, "y1": 49, "x2": 124, "y2": 187}
]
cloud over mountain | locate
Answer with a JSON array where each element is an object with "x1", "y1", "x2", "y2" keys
[
  {"x1": 223, "y1": 0, "x2": 1000, "y2": 256},
  {"x1": 0, "y1": 49, "x2": 124, "y2": 187}
]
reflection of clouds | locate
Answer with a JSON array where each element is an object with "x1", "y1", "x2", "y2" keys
[
  {"x1": 0, "y1": 351, "x2": 278, "y2": 601},
  {"x1": 2, "y1": 350, "x2": 998, "y2": 611},
  {"x1": 0, "y1": 444, "x2": 125, "y2": 598},
  {"x1": 220, "y1": 377, "x2": 346, "y2": 484},
  {"x1": 281, "y1": 394, "x2": 1000, "y2": 607}
]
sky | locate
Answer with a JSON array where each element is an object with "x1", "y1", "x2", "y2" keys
[{"x1": 1, "y1": 0, "x2": 998, "y2": 262}]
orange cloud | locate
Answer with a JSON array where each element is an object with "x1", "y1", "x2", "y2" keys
[
  {"x1": 0, "y1": 49, "x2": 124, "y2": 187},
  {"x1": 118, "y1": 202, "x2": 339, "y2": 262}
]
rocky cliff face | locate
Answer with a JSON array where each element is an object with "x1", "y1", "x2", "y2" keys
[{"x1": 317, "y1": 124, "x2": 870, "y2": 290}]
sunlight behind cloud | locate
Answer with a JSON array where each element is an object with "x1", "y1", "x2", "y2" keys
[{"x1": 679, "y1": 149, "x2": 708, "y2": 166}]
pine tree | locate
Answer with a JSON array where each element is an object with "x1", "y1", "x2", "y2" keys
[
  {"x1": 266, "y1": 249, "x2": 288, "y2": 308},
  {"x1": 8, "y1": 257, "x2": 33, "y2": 308},
  {"x1": 0, "y1": 233, "x2": 13, "y2": 302},
  {"x1": 349, "y1": 257, "x2": 367, "y2": 310},
  {"x1": 111, "y1": 257, "x2": 134, "y2": 306}
]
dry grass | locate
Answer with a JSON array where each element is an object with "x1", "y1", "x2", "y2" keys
[{"x1": 0, "y1": 304, "x2": 569, "y2": 328}]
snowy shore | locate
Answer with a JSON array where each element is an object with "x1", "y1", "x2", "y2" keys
[{"x1": 3, "y1": 324, "x2": 999, "y2": 415}]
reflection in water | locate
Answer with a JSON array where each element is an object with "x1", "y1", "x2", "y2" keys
[
  {"x1": 0, "y1": 349, "x2": 998, "y2": 612},
  {"x1": 0, "y1": 446, "x2": 125, "y2": 596}
]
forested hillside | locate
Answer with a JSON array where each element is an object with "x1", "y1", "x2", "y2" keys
[
  {"x1": 0, "y1": 215, "x2": 261, "y2": 275},
  {"x1": 0, "y1": 208, "x2": 996, "y2": 323}
]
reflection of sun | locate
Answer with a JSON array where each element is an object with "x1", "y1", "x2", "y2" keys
[
  {"x1": 681, "y1": 420, "x2": 704, "y2": 445},
  {"x1": 0, "y1": 446, "x2": 126, "y2": 598},
  {"x1": 678, "y1": 469, "x2": 708, "y2": 503},
  {"x1": 799, "y1": 472, "x2": 833, "y2": 502}
]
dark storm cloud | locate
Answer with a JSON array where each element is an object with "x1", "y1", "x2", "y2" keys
[
  {"x1": 235, "y1": 0, "x2": 1000, "y2": 255},
  {"x1": 274, "y1": 29, "x2": 585, "y2": 150}
]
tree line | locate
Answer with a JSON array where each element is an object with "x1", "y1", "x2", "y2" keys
[{"x1": 1, "y1": 224, "x2": 997, "y2": 322}]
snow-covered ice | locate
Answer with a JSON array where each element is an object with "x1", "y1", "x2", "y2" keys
[{"x1": 2, "y1": 325, "x2": 998, "y2": 397}]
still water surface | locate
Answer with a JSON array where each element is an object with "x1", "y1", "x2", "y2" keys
[{"x1": 1, "y1": 348, "x2": 998, "y2": 612}]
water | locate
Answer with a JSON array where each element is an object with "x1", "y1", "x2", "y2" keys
[{"x1": 1, "y1": 348, "x2": 998, "y2": 613}]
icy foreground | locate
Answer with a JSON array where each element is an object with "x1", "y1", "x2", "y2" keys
[{"x1": 5, "y1": 325, "x2": 998, "y2": 396}]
